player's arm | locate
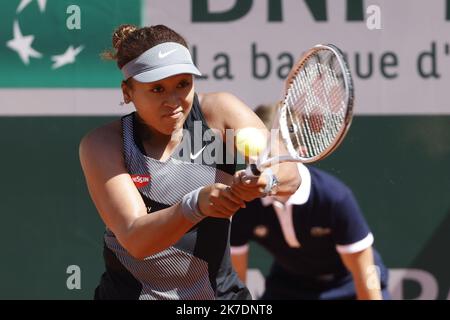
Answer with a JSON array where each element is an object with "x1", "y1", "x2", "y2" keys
[
  {"x1": 339, "y1": 246, "x2": 382, "y2": 300},
  {"x1": 331, "y1": 184, "x2": 383, "y2": 300},
  {"x1": 79, "y1": 122, "x2": 244, "y2": 260},
  {"x1": 231, "y1": 246, "x2": 249, "y2": 283},
  {"x1": 201, "y1": 92, "x2": 301, "y2": 200}
]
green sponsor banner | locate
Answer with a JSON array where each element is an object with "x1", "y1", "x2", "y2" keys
[{"x1": 0, "y1": 0, "x2": 141, "y2": 88}]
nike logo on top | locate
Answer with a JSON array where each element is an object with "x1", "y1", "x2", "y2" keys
[
  {"x1": 190, "y1": 145, "x2": 207, "y2": 160},
  {"x1": 158, "y1": 49, "x2": 177, "y2": 59}
]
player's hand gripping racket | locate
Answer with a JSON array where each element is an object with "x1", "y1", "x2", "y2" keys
[{"x1": 244, "y1": 44, "x2": 354, "y2": 181}]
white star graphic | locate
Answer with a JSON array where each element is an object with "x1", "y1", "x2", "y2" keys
[
  {"x1": 51, "y1": 45, "x2": 84, "y2": 69},
  {"x1": 7, "y1": 20, "x2": 43, "y2": 65},
  {"x1": 17, "y1": 0, "x2": 47, "y2": 13}
]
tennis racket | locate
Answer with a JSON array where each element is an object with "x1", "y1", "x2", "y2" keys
[{"x1": 245, "y1": 44, "x2": 354, "y2": 178}]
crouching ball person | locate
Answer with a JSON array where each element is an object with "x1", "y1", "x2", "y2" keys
[{"x1": 230, "y1": 104, "x2": 390, "y2": 300}]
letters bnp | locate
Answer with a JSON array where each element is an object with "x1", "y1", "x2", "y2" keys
[{"x1": 191, "y1": 0, "x2": 450, "y2": 22}]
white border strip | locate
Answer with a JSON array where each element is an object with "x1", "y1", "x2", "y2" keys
[
  {"x1": 0, "y1": 89, "x2": 135, "y2": 116},
  {"x1": 336, "y1": 232, "x2": 374, "y2": 254}
]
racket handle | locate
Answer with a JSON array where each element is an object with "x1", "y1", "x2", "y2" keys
[
  {"x1": 244, "y1": 163, "x2": 262, "y2": 177},
  {"x1": 243, "y1": 165, "x2": 279, "y2": 195}
]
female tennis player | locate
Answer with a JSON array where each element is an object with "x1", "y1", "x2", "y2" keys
[{"x1": 79, "y1": 24, "x2": 300, "y2": 300}]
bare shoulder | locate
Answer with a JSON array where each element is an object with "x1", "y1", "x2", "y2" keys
[
  {"x1": 198, "y1": 92, "x2": 258, "y2": 130},
  {"x1": 79, "y1": 119, "x2": 123, "y2": 165}
]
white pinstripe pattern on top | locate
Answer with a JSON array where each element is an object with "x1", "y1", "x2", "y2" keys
[
  {"x1": 102, "y1": 114, "x2": 234, "y2": 300},
  {"x1": 104, "y1": 235, "x2": 215, "y2": 300},
  {"x1": 122, "y1": 115, "x2": 232, "y2": 205}
]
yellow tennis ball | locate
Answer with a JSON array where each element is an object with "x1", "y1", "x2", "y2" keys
[{"x1": 236, "y1": 127, "x2": 267, "y2": 158}]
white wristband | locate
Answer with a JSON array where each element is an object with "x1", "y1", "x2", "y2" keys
[{"x1": 181, "y1": 187, "x2": 205, "y2": 223}]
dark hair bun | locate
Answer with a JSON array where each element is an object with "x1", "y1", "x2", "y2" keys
[
  {"x1": 102, "y1": 24, "x2": 188, "y2": 68},
  {"x1": 112, "y1": 24, "x2": 138, "y2": 50}
]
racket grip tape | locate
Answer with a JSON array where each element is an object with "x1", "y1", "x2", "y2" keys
[{"x1": 246, "y1": 163, "x2": 261, "y2": 177}]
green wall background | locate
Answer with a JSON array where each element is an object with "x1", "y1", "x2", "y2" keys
[{"x1": 0, "y1": 115, "x2": 448, "y2": 299}]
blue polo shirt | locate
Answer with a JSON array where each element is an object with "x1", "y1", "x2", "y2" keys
[{"x1": 230, "y1": 165, "x2": 389, "y2": 299}]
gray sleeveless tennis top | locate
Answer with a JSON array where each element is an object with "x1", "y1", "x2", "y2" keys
[{"x1": 95, "y1": 94, "x2": 251, "y2": 300}]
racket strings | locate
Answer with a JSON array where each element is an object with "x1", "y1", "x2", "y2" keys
[
  {"x1": 285, "y1": 89, "x2": 312, "y2": 157},
  {"x1": 284, "y1": 50, "x2": 347, "y2": 159},
  {"x1": 287, "y1": 67, "x2": 326, "y2": 157},
  {"x1": 310, "y1": 55, "x2": 344, "y2": 152},
  {"x1": 318, "y1": 62, "x2": 341, "y2": 146},
  {"x1": 286, "y1": 91, "x2": 315, "y2": 157},
  {"x1": 287, "y1": 68, "x2": 323, "y2": 157},
  {"x1": 287, "y1": 68, "x2": 322, "y2": 157}
]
